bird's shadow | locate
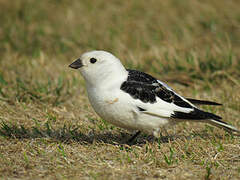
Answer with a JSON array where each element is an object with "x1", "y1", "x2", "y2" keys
[{"x1": 0, "y1": 121, "x2": 222, "y2": 146}]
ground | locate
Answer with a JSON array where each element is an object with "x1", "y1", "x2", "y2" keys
[{"x1": 0, "y1": 0, "x2": 240, "y2": 179}]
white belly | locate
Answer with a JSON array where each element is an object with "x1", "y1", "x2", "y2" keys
[{"x1": 86, "y1": 87, "x2": 171, "y2": 135}]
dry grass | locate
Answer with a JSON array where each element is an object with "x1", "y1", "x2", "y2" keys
[{"x1": 0, "y1": 0, "x2": 240, "y2": 179}]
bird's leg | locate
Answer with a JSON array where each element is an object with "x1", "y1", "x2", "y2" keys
[
  {"x1": 126, "y1": 131, "x2": 141, "y2": 144},
  {"x1": 157, "y1": 128, "x2": 172, "y2": 143},
  {"x1": 163, "y1": 128, "x2": 170, "y2": 138}
]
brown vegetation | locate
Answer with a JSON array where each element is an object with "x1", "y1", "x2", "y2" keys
[{"x1": 0, "y1": 0, "x2": 240, "y2": 179}]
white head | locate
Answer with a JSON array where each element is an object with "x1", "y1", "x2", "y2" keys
[{"x1": 69, "y1": 50, "x2": 128, "y2": 87}]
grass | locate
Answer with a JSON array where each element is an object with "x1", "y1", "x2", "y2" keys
[{"x1": 0, "y1": 0, "x2": 240, "y2": 179}]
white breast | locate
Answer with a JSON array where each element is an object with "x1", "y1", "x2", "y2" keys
[{"x1": 86, "y1": 87, "x2": 135, "y2": 129}]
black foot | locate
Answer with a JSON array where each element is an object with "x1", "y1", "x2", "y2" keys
[{"x1": 126, "y1": 131, "x2": 141, "y2": 144}]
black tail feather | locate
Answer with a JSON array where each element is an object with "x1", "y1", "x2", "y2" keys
[
  {"x1": 186, "y1": 98, "x2": 222, "y2": 106},
  {"x1": 171, "y1": 107, "x2": 240, "y2": 136}
]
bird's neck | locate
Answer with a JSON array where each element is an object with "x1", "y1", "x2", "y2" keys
[{"x1": 86, "y1": 68, "x2": 128, "y2": 90}]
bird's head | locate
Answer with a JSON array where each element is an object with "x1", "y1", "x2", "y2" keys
[{"x1": 69, "y1": 50, "x2": 127, "y2": 87}]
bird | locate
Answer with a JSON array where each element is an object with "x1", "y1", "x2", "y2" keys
[{"x1": 69, "y1": 50, "x2": 240, "y2": 143}]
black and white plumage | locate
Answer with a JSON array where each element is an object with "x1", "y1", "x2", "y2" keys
[
  {"x1": 69, "y1": 50, "x2": 240, "y2": 141},
  {"x1": 121, "y1": 69, "x2": 193, "y2": 108}
]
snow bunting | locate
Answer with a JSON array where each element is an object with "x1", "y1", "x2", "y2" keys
[{"x1": 69, "y1": 50, "x2": 240, "y2": 142}]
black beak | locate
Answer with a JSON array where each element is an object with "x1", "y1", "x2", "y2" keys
[{"x1": 69, "y1": 58, "x2": 83, "y2": 69}]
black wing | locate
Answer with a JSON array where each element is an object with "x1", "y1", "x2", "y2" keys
[
  {"x1": 121, "y1": 69, "x2": 222, "y2": 121},
  {"x1": 120, "y1": 69, "x2": 192, "y2": 108},
  {"x1": 186, "y1": 98, "x2": 222, "y2": 106},
  {"x1": 171, "y1": 107, "x2": 222, "y2": 120}
]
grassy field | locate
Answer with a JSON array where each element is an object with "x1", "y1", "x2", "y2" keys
[{"x1": 0, "y1": 0, "x2": 240, "y2": 179}]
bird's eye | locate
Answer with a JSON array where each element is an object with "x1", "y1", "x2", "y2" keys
[{"x1": 90, "y1": 58, "x2": 97, "y2": 64}]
